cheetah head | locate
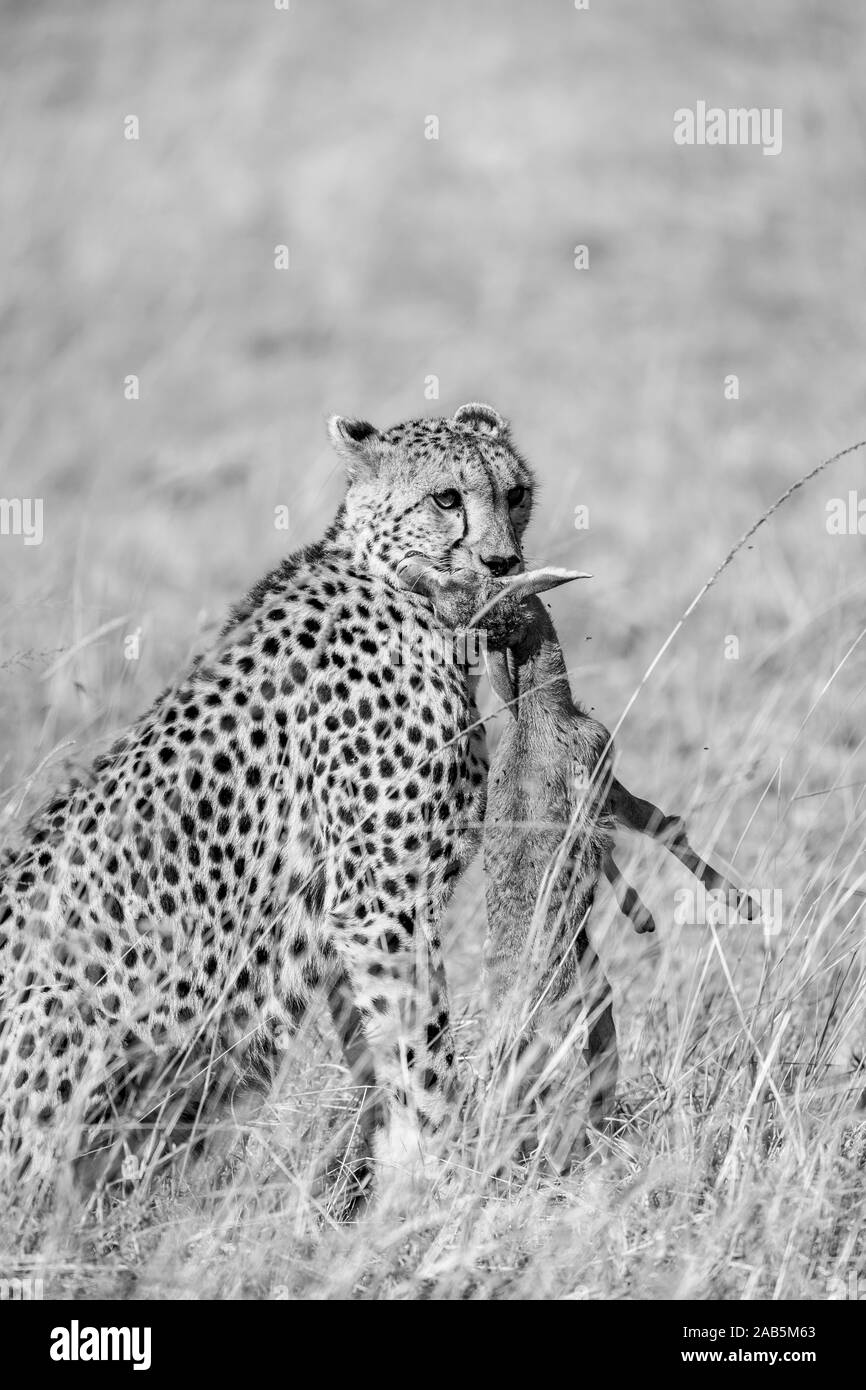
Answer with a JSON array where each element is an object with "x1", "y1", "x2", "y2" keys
[{"x1": 328, "y1": 402, "x2": 535, "y2": 595}]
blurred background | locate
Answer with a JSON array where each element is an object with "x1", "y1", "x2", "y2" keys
[{"x1": 1, "y1": 0, "x2": 864, "y2": 1298}]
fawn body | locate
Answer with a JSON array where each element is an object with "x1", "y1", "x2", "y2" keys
[
  {"x1": 482, "y1": 594, "x2": 619, "y2": 1144},
  {"x1": 398, "y1": 562, "x2": 758, "y2": 1158},
  {"x1": 479, "y1": 584, "x2": 759, "y2": 1155}
]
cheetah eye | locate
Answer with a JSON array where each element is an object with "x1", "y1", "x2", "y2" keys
[
  {"x1": 432, "y1": 489, "x2": 462, "y2": 511},
  {"x1": 507, "y1": 485, "x2": 526, "y2": 508}
]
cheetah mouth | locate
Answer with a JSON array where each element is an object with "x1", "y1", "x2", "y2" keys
[
  {"x1": 459, "y1": 567, "x2": 592, "y2": 630},
  {"x1": 394, "y1": 555, "x2": 475, "y2": 595},
  {"x1": 395, "y1": 556, "x2": 592, "y2": 633}
]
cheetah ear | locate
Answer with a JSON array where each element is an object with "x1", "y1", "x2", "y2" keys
[
  {"x1": 452, "y1": 402, "x2": 509, "y2": 438},
  {"x1": 327, "y1": 415, "x2": 384, "y2": 478},
  {"x1": 485, "y1": 648, "x2": 516, "y2": 709}
]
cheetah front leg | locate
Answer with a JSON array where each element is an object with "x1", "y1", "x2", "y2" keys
[
  {"x1": 323, "y1": 970, "x2": 381, "y2": 1202},
  {"x1": 326, "y1": 868, "x2": 461, "y2": 1201}
]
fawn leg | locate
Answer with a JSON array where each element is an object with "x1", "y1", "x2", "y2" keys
[
  {"x1": 602, "y1": 849, "x2": 656, "y2": 934},
  {"x1": 609, "y1": 778, "x2": 760, "y2": 919},
  {"x1": 576, "y1": 921, "x2": 619, "y2": 1130},
  {"x1": 482, "y1": 986, "x2": 552, "y2": 1165}
]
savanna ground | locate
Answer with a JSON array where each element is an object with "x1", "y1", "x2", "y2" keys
[{"x1": 0, "y1": 0, "x2": 864, "y2": 1300}]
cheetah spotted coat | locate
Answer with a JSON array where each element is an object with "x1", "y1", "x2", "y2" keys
[{"x1": 0, "y1": 403, "x2": 534, "y2": 1184}]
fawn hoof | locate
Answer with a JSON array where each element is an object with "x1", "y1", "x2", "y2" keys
[
  {"x1": 633, "y1": 905, "x2": 656, "y2": 934},
  {"x1": 738, "y1": 891, "x2": 762, "y2": 922}
]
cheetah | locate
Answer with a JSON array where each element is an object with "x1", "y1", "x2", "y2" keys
[{"x1": 0, "y1": 402, "x2": 535, "y2": 1193}]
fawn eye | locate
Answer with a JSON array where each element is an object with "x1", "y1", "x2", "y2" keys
[
  {"x1": 507, "y1": 485, "x2": 526, "y2": 508},
  {"x1": 432, "y1": 489, "x2": 462, "y2": 511}
]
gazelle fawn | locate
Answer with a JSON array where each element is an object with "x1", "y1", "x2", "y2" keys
[
  {"x1": 398, "y1": 561, "x2": 758, "y2": 1164},
  {"x1": 481, "y1": 577, "x2": 759, "y2": 1161}
]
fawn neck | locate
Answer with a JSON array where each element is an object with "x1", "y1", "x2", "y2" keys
[{"x1": 510, "y1": 595, "x2": 575, "y2": 721}]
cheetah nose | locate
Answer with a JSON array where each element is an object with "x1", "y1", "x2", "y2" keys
[{"x1": 481, "y1": 553, "x2": 521, "y2": 578}]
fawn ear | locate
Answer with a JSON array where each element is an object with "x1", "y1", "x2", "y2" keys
[
  {"x1": 486, "y1": 649, "x2": 516, "y2": 708},
  {"x1": 466, "y1": 567, "x2": 591, "y2": 630},
  {"x1": 328, "y1": 415, "x2": 384, "y2": 479},
  {"x1": 506, "y1": 567, "x2": 592, "y2": 599},
  {"x1": 452, "y1": 402, "x2": 509, "y2": 438}
]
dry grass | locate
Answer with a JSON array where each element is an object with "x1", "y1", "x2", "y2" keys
[{"x1": 1, "y1": 0, "x2": 864, "y2": 1299}]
